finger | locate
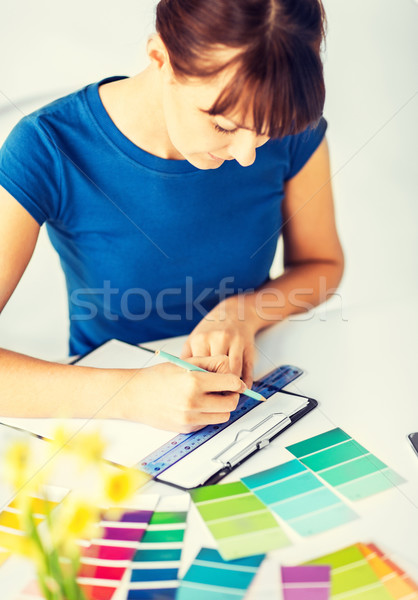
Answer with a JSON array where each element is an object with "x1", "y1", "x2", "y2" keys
[
  {"x1": 182, "y1": 356, "x2": 246, "y2": 396},
  {"x1": 190, "y1": 411, "x2": 232, "y2": 427},
  {"x1": 180, "y1": 339, "x2": 192, "y2": 359},
  {"x1": 179, "y1": 424, "x2": 204, "y2": 434},
  {"x1": 195, "y1": 391, "x2": 241, "y2": 413},
  {"x1": 189, "y1": 337, "x2": 211, "y2": 358},
  {"x1": 185, "y1": 354, "x2": 232, "y2": 374},
  {"x1": 241, "y1": 345, "x2": 255, "y2": 389},
  {"x1": 227, "y1": 338, "x2": 244, "y2": 378},
  {"x1": 190, "y1": 370, "x2": 246, "y2": 394},
  {"x1": 208, "y1": 334, "x2": 230, "y2": 358},
  {"x1": 174, "y1": 403, "x2": 235, "y2": 429}
]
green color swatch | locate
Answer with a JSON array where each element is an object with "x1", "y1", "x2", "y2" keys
[
  {"x1": 242, "y1": 459, "x2": 357, "y2": 536},
  {"x1": 190, "y1": 481, "x2": 290, "y2": 560},
  {"x1": 128, "y1": 498, "x2": 188, "y2": 599},
  {"x1": 305, "y1": 544, "x2": 394, "y2": 599},
  {"x1": 287, "y1": 428, "x2": 405, "y2": 501},
  {"x1": 177, "y1": 548, "x2": 264, "y2": 600},
  {"x1": 148, "y1": 511, "x2": 188, "y2": 525}
]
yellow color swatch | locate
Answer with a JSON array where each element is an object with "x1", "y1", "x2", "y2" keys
[
  {"x1": 0, "y1": 529, "x2": 29, "y2": 555},
  {"x1": 0, "y1": 510, "x2": 43, "y2": 531},
  {"x1": 358, "y1": 543, "x2": 418, "y2": 600},
  {"x1": 8, "y1": 496, "x2": 58, "y2": 515}
]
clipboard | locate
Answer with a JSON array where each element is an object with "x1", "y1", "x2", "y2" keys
[
  {"x1": 68, "y1": 339, "x2": 317, "y2": 490},
  {"x1": 149, "y1": 389, "x2": 317, "y2": 490}
]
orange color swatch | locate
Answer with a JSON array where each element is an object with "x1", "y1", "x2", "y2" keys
[{"x1": 358, "y1": 543, "x2": 418, "y2": 600}]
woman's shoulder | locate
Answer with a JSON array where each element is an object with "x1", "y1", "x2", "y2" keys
[
  {"x1": 2, "y1": 84, "x2": 92, "y2": 153},
  {"x1": 14, "y1": 76, "x2": 126, "y2": 139},
  {"x1": 260, "y1": 116, "x2": 327, "y2": 180}
]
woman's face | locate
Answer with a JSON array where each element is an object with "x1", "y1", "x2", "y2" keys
[{"x1": 159, "y1": 55, "x2": 270, "y2": 170}]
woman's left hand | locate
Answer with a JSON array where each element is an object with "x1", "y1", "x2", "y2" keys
[{"x1": 180, "y1": 295, "x2": 259, "y2": 389}]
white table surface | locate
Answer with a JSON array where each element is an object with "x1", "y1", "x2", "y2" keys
[{"x1": 1, "y1": 298, "x2": 418, "y2": 598}]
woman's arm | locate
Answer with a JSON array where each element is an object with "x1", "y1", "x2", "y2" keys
[
  {"x1": 241, "y1": 135, "x2": 344, "y2": 330},
  {"x1": 0, "y1": 186, "x2": 124, "y2": 420},
  {"x1": 0, "y1": 187, "x2": 245, "y2": 430},
  {"x1": 181, "y1": 136, "x2": 344, "y2": 383}
]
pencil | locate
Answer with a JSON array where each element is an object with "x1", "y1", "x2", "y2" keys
[{"x1": 138, "y1": 345, "x2": 266, "y2": 402}]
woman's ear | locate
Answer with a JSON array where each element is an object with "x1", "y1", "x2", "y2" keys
[{"x1": 147, "y1": 34, "x2": 175, "y2": 80}]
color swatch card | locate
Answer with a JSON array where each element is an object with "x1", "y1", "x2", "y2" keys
[
  {"x1": 242, "y1": 460, "x2": 358, "y2": 536},
  {"x1": 280, "y1": 565, "x2": 331, "y2": 600},
  {"x1": 357, "y1": 543, "x2": 418, "y2": 600},
  {"x1": 189, "y1": 481, "x2": 290, "y2": 560},
  {"x1": 78, "y1": 495, "x2": 158, "y2": 600},
  {"x1": 13, "y1": 579, "x2": 44, "y2": 600},
  {"x1": 305, "y1": 543, "x2": 395, "y2": 599},
  {"x1": 370, "y1": 543, "x2": 418, "y2": 597},
  {"x1": 287, "y1": 428, "x2": 405, "y2": 501},
  {"x1": 126, "y1": 495, "x2": 189, "y2": 599},
  {"x1": 177, "y1": 547, "x2": 265, "y2": 600},
  {"x1": 0, "y1": 548, "x2": 10, "y2": 566},
  {"x1": 0, "y1": 487, "x2": 68, "y2": 558}
]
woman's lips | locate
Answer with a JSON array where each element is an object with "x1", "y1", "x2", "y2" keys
[{"x1": 208, "y1": 152, "x2": 223, "y2": 161}]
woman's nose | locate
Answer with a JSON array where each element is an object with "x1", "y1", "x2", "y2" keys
[{"x1": 228, "y1": 131, "x2": 258, "y2": 167}]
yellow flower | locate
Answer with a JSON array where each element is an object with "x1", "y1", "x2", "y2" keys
[
  {"x1": 77, "y1": 431, "x2": 107, "y2": 464},
  {"x1": 102, "y1": 467, "x2": 149, "y2": 505},
  {"x1": 0, "y1": 529, "x2": 38, "y2": 560},
  {"x1": 71, "y1": 504, "x2": 98, "y2": 537},
  {"x1": 51, "y1": 425, "x2": 73, "y2": 453},
  {"x1": 51, "y1": 495, "x2": 100, "y2": 549},
  {"x1": 50, "y1": 426, "x2": 106, "y2": 467},
  {"x1": 3, "y1": 441, "x2": 42, "y2": 492},
  {"x1": 3, "y1": 441, "x2": 30, "y2": 487}
]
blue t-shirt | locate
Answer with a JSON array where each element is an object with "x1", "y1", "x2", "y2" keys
[{"x1": 0, "y1": 75, "x2": 327, "y2": 356}]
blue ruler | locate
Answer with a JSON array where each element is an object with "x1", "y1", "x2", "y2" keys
[{"x1": 137, "y1": 364, "x2": 303, "y2": 477}]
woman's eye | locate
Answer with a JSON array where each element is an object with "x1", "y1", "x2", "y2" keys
[{"x1": 214, "y1": 123, "x2": 237, "y2": 135}]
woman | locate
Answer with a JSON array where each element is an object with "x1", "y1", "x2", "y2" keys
[{"x1": 0, "y1": 0, "x2": 344, "y2": 432}]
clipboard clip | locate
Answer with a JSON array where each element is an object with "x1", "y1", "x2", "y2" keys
[{"x1": 212, "y1": 412, "x2": 291, "y2": 469}]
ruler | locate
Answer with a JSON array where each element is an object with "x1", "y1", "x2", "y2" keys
[{"x1": 137, "y1": 364, "x2": 303, "y2": 477}]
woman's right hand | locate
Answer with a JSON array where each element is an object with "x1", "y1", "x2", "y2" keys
[{"x1": 113, "y1": 354, "x2": 247, "y2": 432}]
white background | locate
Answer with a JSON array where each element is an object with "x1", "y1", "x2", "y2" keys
[
  {"x1": 0, "y1": 2, "x2": 418, "y2": 594},
  {"x1": 0, "y1": 0, "x2": 417, "y2": 360}
]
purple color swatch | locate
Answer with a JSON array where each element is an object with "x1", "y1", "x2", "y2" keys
[
  {"x1": 281, "y1": 565, "x2": 331, "y2": 600},
  {"x1": 120, "y1": 510, "x2": 153, "y2": 523},
  {"x1": 100, "y1": 510, "x2": 153, "y2": 524},
  {"x1": 103, "y1": 526, "x2": 146, "y2": 542}
]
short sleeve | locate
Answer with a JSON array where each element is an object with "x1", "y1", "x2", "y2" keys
[
  {"x1": 285, "y1": 116, "x2": 328, "y2": 181},
  {"x1": 0, "y1": 114, "x2": 61, "y2": 225}
]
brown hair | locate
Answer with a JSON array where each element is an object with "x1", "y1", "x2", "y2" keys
[{"x1": 156, "y1": 0, "x2": 326, "y2": 138}]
